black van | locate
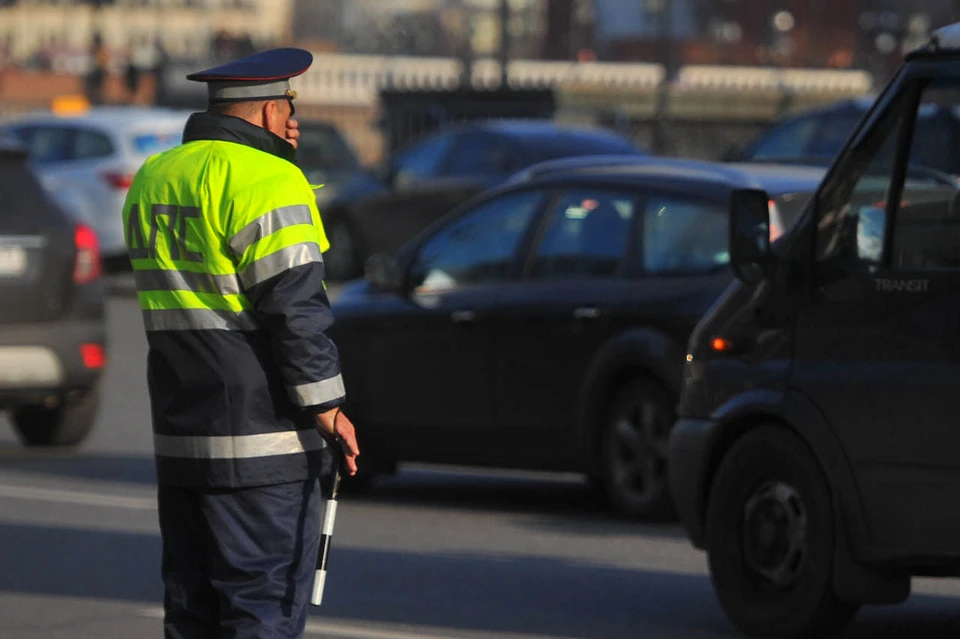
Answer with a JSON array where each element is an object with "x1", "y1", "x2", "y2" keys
[{"x1": 669, "y1": 23, "x2": 960, "y2": 639}]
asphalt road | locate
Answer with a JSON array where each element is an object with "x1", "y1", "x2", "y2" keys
[{"x1": 2, "y1": 286, "x2": 960, "y2": 638}]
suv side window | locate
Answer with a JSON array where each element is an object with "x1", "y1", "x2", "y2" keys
[
  {"x1": 641, "y1": 193, "x2": 729, "y2": 274},
  {"x1": 815, "y1": 76, "x2": 960, "y2": 269},
  {"x1": 15, "y1": 126, "x2": 72, "y2": 165},
  {"x1": 392, "y1": 133, "x2": 455, "y2": 186},
  {"x1": 409, "y1": 189, "x2": 544, "y2": 293},
  {"x1": 808, "y1": 112, "x2": 862, "y2": 157},
  {"x1": 444, "y1": 132, "x2": 511, "y2": 178},
  {"x1": 749, "y1": 116, "x2": 819, "y2": 160},
  {"x1": 529, "y1": 189, "x2": 636, "y2": 279},
  {"x1": 73, "y1": 129, "x2": 114, "y2": 160}
]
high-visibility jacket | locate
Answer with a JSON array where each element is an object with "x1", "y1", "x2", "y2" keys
[{"x1": 122, "y1": 111, "x2": 344, "y2": 488}]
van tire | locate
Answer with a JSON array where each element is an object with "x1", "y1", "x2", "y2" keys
[
  {"x1": 12, "y1": 385, "x2": 101, "y2": 448},
  {"x1": 706, "y1": 425, "x2": 859, "y2": 638},
  {"x1": 598, "y1": 378, "x2": 675, "y2": 520}
]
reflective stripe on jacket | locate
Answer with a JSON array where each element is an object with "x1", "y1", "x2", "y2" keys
[{"x1": 122, "y1": 111, "x2": 344, "y2": 488}]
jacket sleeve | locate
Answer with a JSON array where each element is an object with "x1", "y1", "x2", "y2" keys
[{"x1": 227, "y1": 174, "x2": 345, "y2": 415}]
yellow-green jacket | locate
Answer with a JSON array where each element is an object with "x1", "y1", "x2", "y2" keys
[{"x1": 123, "y1": 111, "x2": 343, "y2": 488}]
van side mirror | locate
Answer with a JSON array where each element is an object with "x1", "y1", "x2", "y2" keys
[
  {"x1": 729, "y1": 188, "x2": 773, "y2": 284},
  {"x1": 365, "y1": 253, "x2": 405, "y2": 293}
]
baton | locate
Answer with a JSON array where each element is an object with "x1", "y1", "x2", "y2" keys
[{"x1": 311, "y1": 452, "x2": 342, "y2": 607}]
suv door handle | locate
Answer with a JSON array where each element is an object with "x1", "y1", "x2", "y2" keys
[
  {"x1": 573, "y1": 307, "x2": 600, "y2": 320},
  {"x1": 451, "y1": 310, "x2": 477, "y2": 323}
]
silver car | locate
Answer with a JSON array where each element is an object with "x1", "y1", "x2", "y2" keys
[{"x1": 0, "y1": 106, "x2": 191, "y2": 265}]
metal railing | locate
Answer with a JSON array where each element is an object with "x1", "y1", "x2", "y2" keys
[{"x1": 291, "y1": 53, "x2": 874, "y2": 108}]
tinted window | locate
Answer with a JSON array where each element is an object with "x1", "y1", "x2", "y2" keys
[
  {"x1": 808, "y1": 113, "x2": 862, "y2": 156},
  {"x1": 409, "y1": 190, "x2": 544, "y2": 293},
  {"x1": 444, "y1": 133, "x2": 510, "y2": 177},
  {"x1": 530, "y1": 189, "x2": 635, "y2": 279},
  {"x1": 815, "y1": 87, "x2": 914, "y2": 266},
  {"x1": 642, "y1": 194, "x2": 729, "y2": 274},
  {"x1": 295, "y1": 125, "x2": 359, "y2": 178},
  {"x1": 74, "y1": 129, "x2": 114, "y2": 160},
  {"x1": 908, "y1": 107, "x2": 960, "y2": 176},
  {"x1": 17, "y1": 126, "x2": 71, "y2": 164},
  {"x1": 749, "y1": 116, "x2": 819, "y2": 160},
  {"x1": 0, "y1": 155, "x2": 60, "y2": 221},
  {"x1": 393, "y1": 133, "x2": 454, "y2": 184},
  {"x1": 891, "y1": 79, "x2": 960, "y2": 269}
]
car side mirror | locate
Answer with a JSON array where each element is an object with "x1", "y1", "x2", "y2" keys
[
  {"x1": 365, "y1": 253, "x2": 405, "y2": 293},
  {"x1": 729, "y1": 188, "x2": 773, "y2": 284}
]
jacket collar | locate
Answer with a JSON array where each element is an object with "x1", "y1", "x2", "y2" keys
[{"x1": 182, "y1": 111, "x2": 296, "y2": 164}]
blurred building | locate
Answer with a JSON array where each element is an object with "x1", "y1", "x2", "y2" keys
[
  {"x1": 588, "y1": 0, "x2": 960, "y2": 80},
  {"x1": 0, "y1": 0, "x2": 294, "y2": 72},
  {"x1": 290, "y1": 0, "x2": 548, "y2": 59}
]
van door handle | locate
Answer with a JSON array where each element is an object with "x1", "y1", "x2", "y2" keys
[
  {"x1": 451, "y1": 310, "x2": 477, "y2": 323},
  {"x1": 573, "y1": 307, "x2": 600, "y2": 319}
]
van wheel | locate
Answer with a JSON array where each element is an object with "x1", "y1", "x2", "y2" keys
[
  {"x1": 706, "y1": 425, "x2": 859, "y2": 638},
  {"x1": 12, "y1": 385, "x2": 101, "y2": 447},
  {"x1": 599, "y1": 379, "x2": 675, "y2": 519}
]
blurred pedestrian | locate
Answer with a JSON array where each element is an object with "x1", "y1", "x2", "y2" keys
[
  {"x1": 85, "y1": 32, "x2": 108, "y2": 105},
  {"x1": 121, "y1": 48, "x2": 360, "y2": 639}
]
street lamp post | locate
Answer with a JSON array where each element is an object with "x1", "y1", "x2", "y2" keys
[{"x1": 647, "y1": 0, "x2": 674, "y2": 155}]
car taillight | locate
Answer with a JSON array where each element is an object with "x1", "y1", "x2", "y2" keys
[
  {"x1": 101, "y1": 171, "x2": 135, "y2": 190},
  {"x1": 80, "y1": 343, "x2": 106, "y2": 369},
  {"x1": 74, "y1": 223, "x2": 101, "y2": 284}
]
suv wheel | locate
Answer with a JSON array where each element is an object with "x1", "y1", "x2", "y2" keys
[
  {"x1": 12, "y1": 384, "x2": 101, "y2": 447},
  {"x1": 706, "y1": 425, "x2": 859, "y2": 638},
  {"x1": 599, "y1": 378, "x2": 675, "y2": 519},
  {"x1": 324, "y1": 219, "x2": 360, "y2": 281}
]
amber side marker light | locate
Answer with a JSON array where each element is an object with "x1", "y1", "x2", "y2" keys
[{"x1": 711, "y1": 337, "x2": 733, "y2": 353}]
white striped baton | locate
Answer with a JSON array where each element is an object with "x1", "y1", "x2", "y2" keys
[{"x1": 311, "y1": 457, "x2": 342, "y2": 607}]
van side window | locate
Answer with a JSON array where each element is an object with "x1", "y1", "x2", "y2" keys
[
  {"x1": 814, "y1": 94, "x2": 912, "y2": 266},
  {"x1": 891, "y1": 79, "x2": 960, "y2": 269},
  {"x1": 815, "y1": 77, "x2": 960, "y2": 270}
]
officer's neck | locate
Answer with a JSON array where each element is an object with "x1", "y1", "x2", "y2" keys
[{"x1": 182, "y1": 111, "x2": 296, "y2": 164}]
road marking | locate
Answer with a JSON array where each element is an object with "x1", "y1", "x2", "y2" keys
[
  {"x1": 0, "y1": 484, "x2": 155, "y2": 510},
  {"x1": 139, "y1": 606, "x2": 558, "y2": 639}
]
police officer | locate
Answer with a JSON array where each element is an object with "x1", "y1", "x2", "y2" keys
[{"x1": 122, "y1": 48, "x2": 360, "y2": 638}]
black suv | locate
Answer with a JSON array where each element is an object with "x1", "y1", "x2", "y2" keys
[
  {"x1": 0, "y1": 141, "x2": 106, "y2": 447},
  {"x1": 330, "y1": 156, "x2": 823, "y2": 517},
  {"x1": 670, "y1": 24, "x2": 960, "y2": 639}
]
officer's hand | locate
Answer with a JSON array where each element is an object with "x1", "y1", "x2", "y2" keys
[
  {"x1": 316, "y1": 408, "x2": 360, "y2": 476},
  {"x1": 285, "y1": 118, "x2": 300, "y2": 150}
]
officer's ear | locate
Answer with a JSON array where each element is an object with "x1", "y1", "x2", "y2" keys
[{"x1": 262, "y1": 100, "x2": 287, "y2": 137}]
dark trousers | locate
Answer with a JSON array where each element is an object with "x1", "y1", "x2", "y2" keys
[{"x1": 158, "y1": 480, "x2": 322, "y2": 639}]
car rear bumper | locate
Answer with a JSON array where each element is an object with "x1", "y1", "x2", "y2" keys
[
  {"x1": 668, "y1": 416, "x2": 722, "y2": 550},
  {"x1": 0, "y1": 318, "x2": 105, "y2": 407}
]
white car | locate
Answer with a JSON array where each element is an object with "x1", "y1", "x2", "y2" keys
[{"x1": 0, "y1": 106, "x2": 192, "y2": 266}]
